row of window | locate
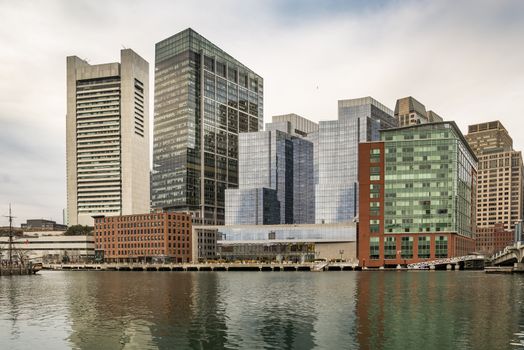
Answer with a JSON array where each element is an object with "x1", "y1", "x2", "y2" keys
[{"x1": 369, "y1": 236, "x2": 448, "y2": 260}]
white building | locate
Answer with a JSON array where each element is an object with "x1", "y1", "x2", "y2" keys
[
  {"x1": 0, "y1": 233, "x2": 95, "y2": 263},
  {"x1": 66, "y1": 49, "x2": 150, "y2": 226}
]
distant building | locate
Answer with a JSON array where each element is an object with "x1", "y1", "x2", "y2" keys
[
  {"x1": 315, "y1": 97, "x2": 397, "y2": 224},
  {"x1": 358, "y1": 122, "x2": 477, "y2": 267},
  {"x1": 225, "y1": 115, "x2": 316, "y2": 225},
  {"x1": 66, "y1": 49, "x2": 150, "y2": 226},
  {"x1": 0, "y1": 233, "x2": 94, "y2": 263},
  {"x1": 93, "y1": 212, "x2": 192, "y2": 263},
  {"x1": 466, "y1": 121, "x2": 524, "y2": 254},
  {"x1": 151, "y1": 28, "x2": 263, "y2": 225},
  {"x1": 475, "y1": 223, "x2": 514, "y2": 256},
  {"x1": 394, "y1": 96, "x2": 443, "y2": 127},
  {"x1": 270, "y1": 113, "x2": 319, "y2": 136},
  {"x1": 21, "y1": 219, "x2": 67, "y2": 231}
]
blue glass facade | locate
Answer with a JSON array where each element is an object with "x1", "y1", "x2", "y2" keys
[
  {"x1": 224, "y1": 188, "x2": 280, "y2": 225},
  {"x1": 216, "y1": 223, "x2": 356, "y2": 242},
  {"x1": 225, "y1": 122, "x2": 315, "y2": 225},
  {"x1": 315, "y1": 97, "x2": 397, "y2": 224}
]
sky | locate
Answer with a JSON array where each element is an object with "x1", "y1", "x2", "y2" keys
[{"x1": 1, "y1": 0, "x2": 524, "y2": 226}]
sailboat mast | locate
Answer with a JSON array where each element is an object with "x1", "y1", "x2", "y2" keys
[{"x1": 8, "y1": 204, "x2": 13, "y2": 267}]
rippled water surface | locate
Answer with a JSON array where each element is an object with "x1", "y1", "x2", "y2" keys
[{"x1": 1, "y1": 271, "x2": 524, "y2": 349}]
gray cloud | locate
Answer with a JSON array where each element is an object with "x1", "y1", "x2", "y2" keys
[{"x1": 1, "y1": 0, "x2": 524, "y2": 224}]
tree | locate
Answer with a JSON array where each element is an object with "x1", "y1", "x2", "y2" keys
[{"x1": 64, "y1": 225, "x2": 93, "y2": 236}]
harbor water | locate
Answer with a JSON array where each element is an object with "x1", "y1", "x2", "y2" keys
[{"x1": 1, "y1": 271, "x2": 523, "y2": 349}]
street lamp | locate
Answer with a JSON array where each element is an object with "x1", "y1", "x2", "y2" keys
[{"x1": 339, "y1": 249, "x2": 344, "y2": 261}]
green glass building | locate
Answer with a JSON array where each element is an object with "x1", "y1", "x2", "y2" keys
[
  {"x1": 152, "y1": 29, "x2": 263, "y2": 224},
  {"x1": 359, "y1": 122, "x2": 478, "y2": 267},
  {"x1": 382, "y1": 122, "x2": 477, "y2": 239}
]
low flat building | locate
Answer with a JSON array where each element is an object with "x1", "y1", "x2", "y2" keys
[
  {"x1": 198, "y1": 223, "x2": 357, "y2": 262},
  {"x1": 93, "y1": 212, "x2": 192, "y2": 263},
  {"x1": 0, "y1": 233, "x2": 94, "y2": 263},
  {"x1": 21, "y1": 219, "x2": 67, "y2": 231}
]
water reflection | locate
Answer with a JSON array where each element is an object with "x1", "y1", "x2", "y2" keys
[
  {"x1": 1, "y1": 271, "x2": 524, "y2": 349},
  {"x1": 63, "y1": 272, "x2": 358, "y2": 349},
  {"x1": 356, "y1": 272, "x2": 524, "y2": 350}
]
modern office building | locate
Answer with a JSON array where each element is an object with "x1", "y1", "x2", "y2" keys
[
  {"x1": 466, "y1": 121, "x2": 524, "y2": 254},
  {"x1": 270, "y1": 113, "x2": 319, "y2": 136},
  {"x1": 225, "y1": 116, "x2": 316, "y2": 225},
  {"x1": 358, "y1": 122, "x2": 477, "y2": 267},
  {"x1": 66, "y1": 49, "x2": 150, "y2": 226},
  {"x1": 93, "y1": 212, "x2": 192, "y2": 263},
  {"x1": 151, "y1": 28, "x2": 263, "y2": 225},
  {"x1": 315, "y1": 97, "x2": 397, "y2": 224},
  {"x1": 394, "y1": 96, "x2": 443, "y2": 127},
  {"x1": 208, "y1": 223, "x2": 357, "y2": 262},
  {"x1": 225, "y1": 188, "x2": 280, "y2": 225}
]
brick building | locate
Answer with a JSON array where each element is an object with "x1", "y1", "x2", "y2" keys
[
  {"x1": 358, "y1": 122, "x2": 477, "y2": 267},
  {"x1": 475, "y1": 223, "x2": 514, "y2": 256},
  {"x1": 93, "y1": 212, "x2": 192, "y2": 263}
]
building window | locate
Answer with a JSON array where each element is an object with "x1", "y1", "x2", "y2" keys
[
  {"x1": 435, "y1": 236, "x2": 448, "y2": 258},
  {"x1": 370, "y1": 237, "x2": 379, "y2": 260},
  {"x1": 418, "y1": 236, "x2": 430, "y2": 258},
  {"x1": 384, "y1": 237, "x2": 396, "y2": 259},
  {"x1": 401, "y1": 237, "x2": 413, "y2": 259},
  {"x1": 370, "y1": 219, "x2": 380, "y2": 233},
  {"x1": 370, "y1": 175, "x2": 381, "y2": 181}
]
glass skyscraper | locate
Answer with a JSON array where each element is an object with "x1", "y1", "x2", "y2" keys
[
  {"x1": 315, "y1": 97, "x2": 397, "y2": 224},
  {"x1": 225, "y1": 116, "x2": 316, "y2": 225},
  {"x1": 151, "y1": 29, "x2": 263, "y2": 224}
]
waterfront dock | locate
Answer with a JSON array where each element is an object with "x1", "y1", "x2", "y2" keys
[
  {"x1": 43, "y1": 262, "x2": 361, "y2": 272},
  {"x1": 0, "y1": 265, "x2": 38, "y2": 276}
]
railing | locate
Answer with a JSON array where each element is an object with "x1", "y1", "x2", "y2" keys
[
  {"x1": 408, "y1": 255, "x2": 484, "y2": 269},
  {"x1": 490, "y1": 242, "x2": 522, "y2": 261}
]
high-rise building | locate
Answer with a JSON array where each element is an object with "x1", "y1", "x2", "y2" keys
[
  {"x1": 66, "y1": 49, "x2": 150, "y2": 226},
  {"x1": 151, "y1": 28, "x2": 263, "y2": 225},
  {"x1": 271, "y1": 113, "x2": 319, "y2": 136},
  {"x1": 394, "y1": 96, "x2": 443, "y2": 127},
  {"x1": 315, "y1": 97, "x2": 397, "y2": 224},
  {"x1": 225, "y1": 117, "x2": 316, "y2": 225},
  {"x1": 466, "y1": 121, "x2": 523, "y2": 254},
  {"x1": 358, "y1": 122, "x2": 477, "y2": 267}
]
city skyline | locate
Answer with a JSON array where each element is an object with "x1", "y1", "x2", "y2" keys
[{"x1": 2, "y1": 0, "x2": 524, "y2": 224}]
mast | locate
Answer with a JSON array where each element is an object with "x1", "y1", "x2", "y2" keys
[{"x1": 4, "y1": 204, "x2": 15, "y2": 269}]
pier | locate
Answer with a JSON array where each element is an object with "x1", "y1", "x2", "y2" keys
[{"x1": 43, "y1": 262, "x2": 361, "y2": 272}]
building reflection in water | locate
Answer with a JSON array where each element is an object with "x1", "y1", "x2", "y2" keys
[
  {"x1": 66, "y1": 272, "x2": 223, "y2": 349},
  {"x1": 65, "y1": 271, "x2": 359, "y2": 349},
  {"x1": 356, "y1": 272, "x2": 523, "y2": 350}
]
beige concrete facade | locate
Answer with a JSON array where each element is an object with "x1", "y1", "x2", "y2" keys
[
  {"x1": 466, "y1": 121, "x2": 524, "y2": 232},
  {"x1": 66, "y1": 49, "x2": 150, "y2": 226},
  {"x1": 394, "y1": 96, "x2": 443, "y2": 127}
]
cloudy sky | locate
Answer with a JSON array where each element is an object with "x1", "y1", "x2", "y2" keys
[{"x1": 1, "y1": 0, "x2": 524, "y2": 226}]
